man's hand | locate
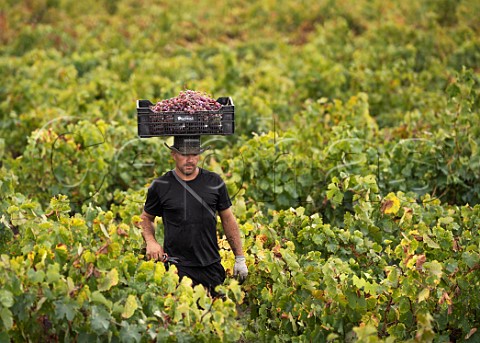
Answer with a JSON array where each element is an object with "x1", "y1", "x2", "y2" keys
[
  {"x1": 234, "y1": 256, "x2": 248, "y2": 283},
  {"x1": 145, "y1": 240, "x2": 166, "y2": 262},
  {"x1": 138, "y1": 210, "x2": 167, "y2": 262}
]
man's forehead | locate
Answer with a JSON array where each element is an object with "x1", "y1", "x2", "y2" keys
[{"x1": 173, "y1": 152, "x2": 199, "y2": 157}]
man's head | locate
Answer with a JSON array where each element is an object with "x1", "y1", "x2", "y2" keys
[
  {"x1": 171, "y1": 151, "x2": 200, "y2": 176},
  {"x1": 165, "y1": 136, "x2": 208, "y2": 176}
]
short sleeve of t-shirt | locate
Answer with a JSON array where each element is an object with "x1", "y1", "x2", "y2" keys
[
  {"x1": 143, "y1": 180, "x2": 163, "y2": 217},
  {"x1": 216, "y1": 176, "x2": 232, "y2": 212}
]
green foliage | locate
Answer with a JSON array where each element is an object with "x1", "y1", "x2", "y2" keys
[
  {"x1": 241, "y1": 186, "x2": 480, "y2": 342},
  {"x1": 0, "y1": 195, "x2": 243, "y2": 342}
]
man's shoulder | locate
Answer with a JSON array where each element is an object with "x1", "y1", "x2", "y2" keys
[
  {"x1": 148, "y1": 171, "x2": 174, "y2": 189},
  {"x1": 159, "y1": 170, "x2": 174, "y2": 179},
  {"x1": 199, "y1": 168, "x2": 224, "y2": 183}
]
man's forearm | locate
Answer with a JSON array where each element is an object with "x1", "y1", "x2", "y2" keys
[
  {"x1": 139, "y1": 212, "x2": 158, "y2": 243},
  {"x1": 137, "y1": 211, "x2": 165, "y2": 261},
  {"x1": 221, "y1": 211, "x2": 244, "y2": 256},
  {"x1": 225, "y1": 225, "x2": 244, "y2": 256}
]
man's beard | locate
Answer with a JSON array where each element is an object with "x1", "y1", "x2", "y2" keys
[{"x1": 181, "y1": 163, "x2": 196, "y2": 175}]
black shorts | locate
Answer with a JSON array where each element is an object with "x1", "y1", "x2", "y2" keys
[{"x1": 172, "y1": 261, "x2": 226, "y2": 296}]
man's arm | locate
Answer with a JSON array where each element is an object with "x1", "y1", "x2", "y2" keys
[
  {"x1": 137, "y1": 210, "x2": 166, "y2": 261},
  {"x1": 218, "y1": 208, "x2": 244, "y2": 256},
  {"x1": 219, "y1": 207, "x2": 248, "y2": 282}
]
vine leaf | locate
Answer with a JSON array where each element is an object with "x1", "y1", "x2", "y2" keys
[
  {"x1": 121, "y1": 294, "x2": 138, "y2": 319},
  {"x1": 418, "y1": 288, "x2": 430, "y2": 302},
  {"x1": 381, "y1": 193, "x2": 400, "y2": 215},
  {"x1": 97, "y1": 268, "x2": 119, "y2": 292}
]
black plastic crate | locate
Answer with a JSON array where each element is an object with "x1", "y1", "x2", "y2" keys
[{"x1": 137, "y1": 97, "x2": 234, "y2": 137}]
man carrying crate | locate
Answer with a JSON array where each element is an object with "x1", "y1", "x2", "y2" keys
[{"x1": 137, "y1": 136, "x2": 248, "y2": 297}]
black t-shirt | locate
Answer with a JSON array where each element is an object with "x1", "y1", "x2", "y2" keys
[{"x1": 143, "y1": 168, "x2": 232, "y2": 267}]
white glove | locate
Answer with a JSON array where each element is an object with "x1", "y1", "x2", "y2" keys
[{"x1": 233, "y1": 256, "x2": 248, "y2": 283}]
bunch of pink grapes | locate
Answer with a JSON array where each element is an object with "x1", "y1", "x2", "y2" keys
[{"x1": 151, "y1": 90, "x2": 222, "y2": 113}]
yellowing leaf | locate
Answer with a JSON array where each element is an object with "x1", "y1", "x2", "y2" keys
[
  {"x1": 228, "y1": 280, "x2": 244, "y2": 303},
  {"x1": 381, "y1": 193, "x2": 401, "y2": 215},
  {"x1": 121, "y1": 295, "x2": 138, "y2": 319},
  {"x1": 153, "y1": 262, "x2": 166, "y2": 284},
  {"x1": 97, "y1": 268, "x2": 119, "y2": 291},
  {"x1": 294, "y1": 207, "x2": 305, "y2": 216},
  {"x1": 311, "y1": 290, "x2": 324, "y2": 300},
  {"x1": 352, "y1": 275, "x2": 367, "y2": 289},
  {"x1": 418, "y1": 288, "x2": 430, "y2": 302},
  {"x1": 76, "y1": 286, "x2": 90, "y2": 306},
  {"x1": 99, "y1": 223, "x2": 109, "y2": 238},
  {"x1": 423, "y1": 234, "x2": 440, "y2": 249},
  {"x1": 425, "y1": 261, "x2": 443, "y2": 280}
]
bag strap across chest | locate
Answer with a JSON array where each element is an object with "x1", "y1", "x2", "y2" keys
[{"x1": 171, "y1": 169, "x2": 216, "y2": 219}]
